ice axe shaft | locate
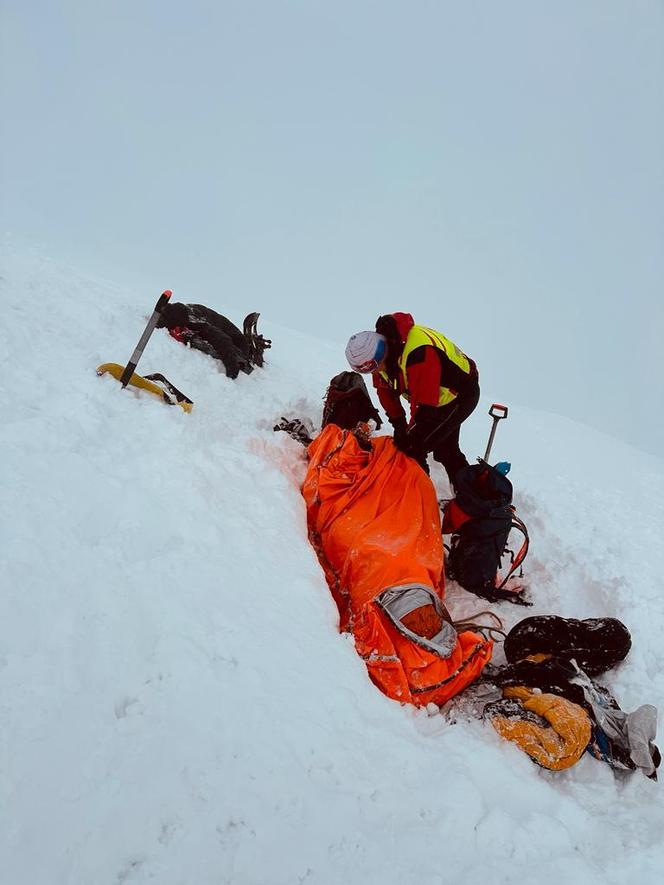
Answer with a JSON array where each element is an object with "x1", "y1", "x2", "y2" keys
[
  {"x1": 483, "y1": 403, "x2": 508, "y2": 463},
  {"x1": 119, "y1": 290, "x2": 172, "y2": 388}
]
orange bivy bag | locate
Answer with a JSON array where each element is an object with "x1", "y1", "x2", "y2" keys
[{"x1": 303, "y1": 425, "x2": 493, "y2": 706}]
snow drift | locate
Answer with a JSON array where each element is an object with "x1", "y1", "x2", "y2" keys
[{"x1": 1, "y1": 244, "x2": 663, "y2": 885}]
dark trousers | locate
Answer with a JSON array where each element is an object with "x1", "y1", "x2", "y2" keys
[
  {"x1": 429, "y1": 378, "x2": 480, "y2": 482},
  {"x1": 188, "y1": 329, "x2": 252, "y2": 379}
]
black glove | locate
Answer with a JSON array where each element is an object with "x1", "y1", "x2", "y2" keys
[
  {"x1": 388, "y1": 416, "x2": 429, "y2": 473},
  {"x1": 388, "y1": 415, "x2": 409, "y2": 451},
  {"x1": 273, "y1": 417, "x2": 312, "y2": 446}
]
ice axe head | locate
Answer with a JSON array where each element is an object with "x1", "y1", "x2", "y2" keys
[{"x1": 483, "y1": 403, "x2": 508, "y2": 463}]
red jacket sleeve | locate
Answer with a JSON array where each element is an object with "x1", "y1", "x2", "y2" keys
[{"x1": 372, "y1": 372, "x2": 406, "y2": 421}]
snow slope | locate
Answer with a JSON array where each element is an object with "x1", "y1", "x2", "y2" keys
[{"x1": 1, "y1": 245, "x2": 663, "y2": 885}]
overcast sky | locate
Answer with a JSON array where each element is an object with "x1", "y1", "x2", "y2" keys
[{"x1": 2, "y1": 1, "x2": 662, "y2": 455}]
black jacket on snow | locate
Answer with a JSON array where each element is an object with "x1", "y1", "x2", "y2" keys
[{"x1": 157, "y1": 302, "x2": 253, "y2": 379}]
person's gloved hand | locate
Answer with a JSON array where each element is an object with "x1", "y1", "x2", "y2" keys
[
  {"x1": 273, "y1": 416, "x2": 313, "y2": 446},
  {"x1": 389, "y1": 416, "x2": 429, "y2": 473},
  {"x1": 389, "y1": 415, "x2": 409, "y2": 451}
]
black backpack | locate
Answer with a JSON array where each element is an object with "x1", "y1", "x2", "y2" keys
[
  {"x1": 443, "y1": 463, "x2": 529, "y2": 604},
  {"x1": 273, "y1": 371, "x2": 382, "y2": 447},
  {"x1": 321, "y1": 372, "x2": 383, "y2": 432}
]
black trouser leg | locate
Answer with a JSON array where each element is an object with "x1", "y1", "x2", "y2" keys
[
  {"x1": 431, "y1": 380, "x2": 480, "y2": 483},
  {"x1": 189, "y1": 329, "x2": 243, "y2": 378}
]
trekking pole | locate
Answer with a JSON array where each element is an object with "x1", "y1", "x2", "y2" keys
[
  {"x1": 119, "y1": 290, "x2": 172, "y2": 388},
  {"x1": 483, "y1": 403, "x2": 508, "y2": 463}
]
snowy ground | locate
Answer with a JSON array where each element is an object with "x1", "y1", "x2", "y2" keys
[{"x1": 1, "y1": 244, "x2": 663, "y2": 885}]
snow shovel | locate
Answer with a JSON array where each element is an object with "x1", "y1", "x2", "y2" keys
[{"x1": 482, "y1": 403, "x2": 508, "y2": 464}]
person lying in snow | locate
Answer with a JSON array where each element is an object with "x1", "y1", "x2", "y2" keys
[
  {"x1": 275, "y1": 371, "x2": 494, "y2": 707},
  {"x1": 345, "y1": 312, "x2": 479, "y2": 484},
  {"x1": 156, "y1": 302, "x2": 271, "y2": 379}
]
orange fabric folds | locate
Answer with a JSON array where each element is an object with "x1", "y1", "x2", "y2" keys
[
  {"x1": 487, "y1": 687, "x2": 592, "y2": 770},
  {"x1": 303, "y1": 425, "x2": 492, "y2": 706}
]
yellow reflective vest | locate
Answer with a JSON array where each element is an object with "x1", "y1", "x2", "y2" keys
[{"x1": 379, "y1": 325, "x2": 472, "y2": 407}]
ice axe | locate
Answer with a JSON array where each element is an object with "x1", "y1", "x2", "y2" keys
[
  {"x1": 119, "y1": 289, "x2": 172, "y2": 387},
  {"x1": 97, "y1": 289, "x2": 194, "y2": 411},
  {"x1": 482, "y1": 403, "x2": 508, "y2": 463}
]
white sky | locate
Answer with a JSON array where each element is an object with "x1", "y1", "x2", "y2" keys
[{"x1": 1, "y1": 0, "x2": 663, "y2": 455}]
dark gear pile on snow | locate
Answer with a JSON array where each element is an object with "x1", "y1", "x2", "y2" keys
[
  {"x1": 156, "y1": 303, "x2": 271, "y2": 379},
  {"x1": 504, "y1": 615, "x2": 632, "y2": 675},
  {"x1": 485, "y1": 615, "x2": 660, "y2": 778},
  {"x1": 442, "y1": 462, "x2": 529, "y2": 605}
]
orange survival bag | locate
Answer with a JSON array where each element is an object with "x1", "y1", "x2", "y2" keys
[{"x1": 303, "y1": 424, "x2": 493, "y2": 707}]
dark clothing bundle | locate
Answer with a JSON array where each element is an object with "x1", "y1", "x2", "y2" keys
[
  {"x1": 486, "y1": 616, "x2": 660, "y2": 778},
  {"x1": 156, "y1": 303, "x2": 269, "y2": 379}
]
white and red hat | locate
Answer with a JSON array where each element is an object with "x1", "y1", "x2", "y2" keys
[{"x1": 345, "y1": 331, "x2": 387, "y2": 373}]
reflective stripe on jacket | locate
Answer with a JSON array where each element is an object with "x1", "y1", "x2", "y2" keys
[{"x1": 379, "y1": 325, "x2": 472, "y2": 407}]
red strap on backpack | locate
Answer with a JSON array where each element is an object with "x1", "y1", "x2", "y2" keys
[
  {"x1": 441, "y1": 499, "x2": 473, "y2": 534},
  {"x1": 495, "y1": 513, "x2": 530, "y2": 591}
]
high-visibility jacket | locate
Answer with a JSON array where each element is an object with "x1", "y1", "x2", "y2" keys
[{"x1": 379, "y1": 325, "x2": 473, "y2": 407}]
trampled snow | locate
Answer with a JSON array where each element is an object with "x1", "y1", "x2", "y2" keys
[{"x1": 1, "y1": 245, "x2": 663, "y2": 885}]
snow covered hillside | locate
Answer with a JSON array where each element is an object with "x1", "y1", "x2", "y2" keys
[{"x1": 1, "y1": 245, "x2": 663, "y2": 885}]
